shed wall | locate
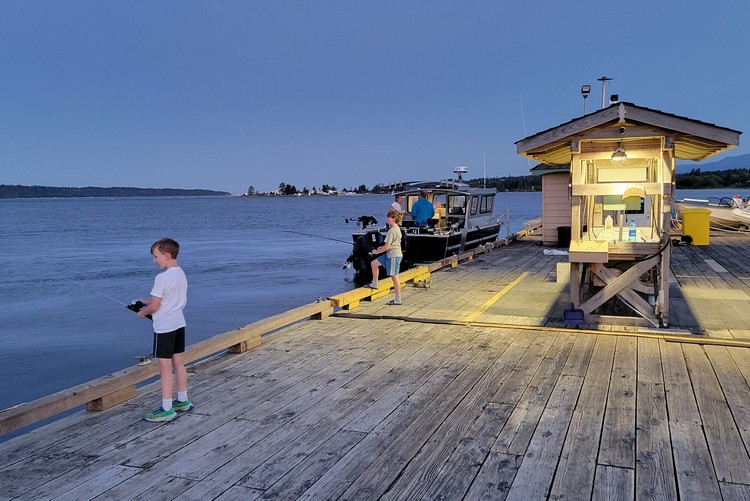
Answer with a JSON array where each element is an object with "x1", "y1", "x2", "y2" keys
[{"x1": 542, "y1": 172, "x2": 572, "y2": 246}]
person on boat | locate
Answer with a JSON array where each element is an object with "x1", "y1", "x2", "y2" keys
[
  {"x1": 411, "y1": 190, "x2": 434, "y2": 227},
  {"x1": 390, "y1": 194, "x2": 404, "y2": 213},
  {"x1": 135, "y1": 238, "x2": 194, "y2": 422},
  {"x1": 364, "y1": 208, "x2": 404, "y2": 305},
  {"x1": 732, "y1": 194, "x2": 743, "y2": 207}
]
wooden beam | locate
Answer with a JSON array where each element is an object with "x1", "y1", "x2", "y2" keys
[{"x1": 579, "y1": 257, "x2": 659, "y2": 315}]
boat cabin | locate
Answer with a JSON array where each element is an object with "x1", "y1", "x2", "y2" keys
[
  {"x1": 517, "y1": 101, "x2": 741, "y2": 327},
  {"x1": 399, "y1": 181, "x2": 497, "y2": 232}
]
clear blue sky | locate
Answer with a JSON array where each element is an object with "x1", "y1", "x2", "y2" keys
[{"x1": 2, "y1": 1, "x2": 748, "y2": 194}]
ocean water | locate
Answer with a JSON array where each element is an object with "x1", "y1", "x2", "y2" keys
[{"x1": 0, "y1": 192, "x2": 542, "y2": 416}]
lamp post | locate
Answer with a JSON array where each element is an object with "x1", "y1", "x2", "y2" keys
[
  {"x1": 581, "y1": 84, "x2": 591, "y2": 114},
  {"x1": 597, "y1": 76, "x2": 613, "y2": 109}
]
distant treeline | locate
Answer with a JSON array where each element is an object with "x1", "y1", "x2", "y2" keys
[
  {"x1": 676, "y1": 168, "x2": 750, "y2": 189},
  {"x1": 0, "y1": 185, "x2": 230, "y2": 199}
]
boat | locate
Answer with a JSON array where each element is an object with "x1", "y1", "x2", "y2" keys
[
  {"x1": 345, "y1": 167, "x2": 503, "y2": 283},
  {"x1": 673, "y1": 196, "x2": 750, "y2": 230}
]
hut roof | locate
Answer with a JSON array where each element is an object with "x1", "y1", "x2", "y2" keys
[{"x1": 516, "y1": 102, "x2": 741, "y2": 165}]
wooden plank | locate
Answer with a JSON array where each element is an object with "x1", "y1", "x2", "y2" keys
[
  {"x1": 504, "y1": 375, "x2": 583, "y2": 501},
  {"x1": 421, "y1": 402, "x2": 516, "y2": 500},
  {"x1": 635, "y1": 381, "x2": 677, "y2": 500},
  {"x1": 492, "y1": 333, "x2": 574, "y2": 456},
  {"x1": 548, "y1": 336, "x2": 616, "y2": 500},
  {"x1": 599, "y1": 336, "x2": 637, "y2": 468},
  {"x1": 592, "y1": 465, "x2": 634, "y2": 500},
  {"x1": 464, "y1": 452, "x2": 523, "y2": 501},
  {"x1": 720, "y1": 482, "x2": 750, "y2": 501},
  {"x1": 670, "y1": 421, "x2": 722, "y2": 499},
  {"x1": 704, "y1": 345, "x2": 750, "y2": 454},
  {"x1": 682, "y1": 343, "x2": 750, "y2": 483},
  {"x1": 660, "y1": 341, "x2": 701, "y2": 424},
  {"x1": 86, "y1": 385, "x2": 136, "y2": 411}
]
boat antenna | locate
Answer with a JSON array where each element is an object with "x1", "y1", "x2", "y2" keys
[
  {"x1": 483, "y1": 150, "x2": 486, "y2": 188},
  {"x1": 519, "y1": 94, "x2": 531, "y2": 168}
]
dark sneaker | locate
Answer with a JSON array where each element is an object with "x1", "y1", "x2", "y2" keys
[
  {"x1": 173, "y1": 399, "x2": 194, "y2": 412},
  {"x1": 387, "y1": 300, "x2": 402, "y2": 305},
  {"x1": 364, "y1": 283, "x2": 379, "y2": 289},
  {"x1": 144, "y1": 406, "x2": 178, "y2": 422}
]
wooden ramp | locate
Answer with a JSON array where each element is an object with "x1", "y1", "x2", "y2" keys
[{"x1": 2, "y1": 237, "x2": 750, "y2": 500}]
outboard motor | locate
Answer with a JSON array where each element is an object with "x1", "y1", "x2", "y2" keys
[{"x1": 346, "y1": 230, "x2": 384, "y2": 284}]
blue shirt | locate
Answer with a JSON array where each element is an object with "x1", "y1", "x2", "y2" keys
[{"x1": 411, "y1": 198, "x2": 435, "y2": 226}]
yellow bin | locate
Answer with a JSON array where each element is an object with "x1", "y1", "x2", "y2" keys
[{"x1": 680, "y1": 207, "x2": 711, "y2": 245}]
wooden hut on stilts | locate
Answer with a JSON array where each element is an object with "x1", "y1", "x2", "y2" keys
[{"x1": 516, "y1": 101, "x2": 741, "y2": 327}]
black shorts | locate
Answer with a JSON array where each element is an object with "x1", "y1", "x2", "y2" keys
[{"x1": 153, "y1": 327, "x2": 186, "y2": 359}]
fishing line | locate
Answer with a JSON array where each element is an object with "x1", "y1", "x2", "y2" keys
[
  {"x1": 66, "y1": 277, "x2": 128, "y2": 306},
  {"x1": 66, "y1": 277, "x2": 152, "y2": 319},
  {"x1": 280, "y1": 229, "x2": 354, "y2": 245}
]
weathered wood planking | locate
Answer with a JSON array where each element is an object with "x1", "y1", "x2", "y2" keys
[{"x1": 3, "y1": 235, "x2": 750, "y2": 500}]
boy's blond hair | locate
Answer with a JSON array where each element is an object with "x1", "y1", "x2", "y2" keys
[{"x1": 387, "y1": 208, "x2": 403, "y2": 225}]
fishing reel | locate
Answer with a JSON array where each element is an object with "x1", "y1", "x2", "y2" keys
[{"x1": 127, "y1": 300, "x2": 152, "y2": 319}]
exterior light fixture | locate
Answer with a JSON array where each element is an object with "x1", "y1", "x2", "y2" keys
[
  {"x1": 611, "y1": 143, "x2": 627, "y2": 162},
  {"x1": 623, "y1": 186, "x2": 645, "y2": 199},
  {"x1": 581, "y1": 84, "x2": 591, "y2": 114}
]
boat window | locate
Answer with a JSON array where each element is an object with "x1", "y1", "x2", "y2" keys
[
  {"x1": 470, "y1": 196, "x2": 478, "y2": 215},
  {"x1": 406, "y1": 195, "x2": 419, "y2": 212},
  {"x1": 432, "y1": 193, "x2": 447, "y2": 218},
  {"x1": 447, "y1": 195, "x2": 466, "y2": 215},
  {"x1": 480, "y1": 195, "x2": 493, "y2": 213}
]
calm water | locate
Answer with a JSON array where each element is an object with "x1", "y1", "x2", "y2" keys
[{"x1": 0, "y1": 192, "x2": 541, "y2": 416}]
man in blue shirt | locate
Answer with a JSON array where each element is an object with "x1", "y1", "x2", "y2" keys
[{"x1": 411, "y1": 191, "x2": 434, "y2": 227}]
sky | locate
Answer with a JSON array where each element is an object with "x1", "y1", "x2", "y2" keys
[{"x1": 2, "y1": 1, "x2": 749, "y2": 194}]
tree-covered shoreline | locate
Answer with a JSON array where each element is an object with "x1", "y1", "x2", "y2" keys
[
  {"x1": 0, "y1": 185, "x2": 230, "y2": 199},
  {"x1": 5, "y1": 167, "x2": 749, "y2": 199}
]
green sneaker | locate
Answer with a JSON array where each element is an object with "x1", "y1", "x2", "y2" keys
[
  {"x1": 173, "y1": 399, "x2": 194, "y2": 412},
  {"x1": 144, "y1": 406, "x2": 177, "y2": 422}
]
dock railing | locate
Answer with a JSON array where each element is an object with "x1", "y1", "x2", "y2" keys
[{"x1": 0, "y1": 242, "x2": 502, "y2": 437}]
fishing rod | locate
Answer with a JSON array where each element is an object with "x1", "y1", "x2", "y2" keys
[
  {"x1": 280, "y1": 229, "x2": 354, "y2": 245},
  {"x1": 67, "y1": 277, "x2": 153, "y2": 364},
  {"x1": 67, "y1": 278, "x2": 151, "y2": 318}
]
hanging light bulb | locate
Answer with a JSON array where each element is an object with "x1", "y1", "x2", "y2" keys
[{"x1": 611, "y1": 143, "x2": 627, "y2": 162}]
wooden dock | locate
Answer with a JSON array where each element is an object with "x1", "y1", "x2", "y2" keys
[{"x1": 2, "y1": 233, "x2": 750, "y2": 500}]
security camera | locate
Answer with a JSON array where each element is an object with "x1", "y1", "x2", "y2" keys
[{"x1": 618, "y1": 126, "x2": 626, "y2": 134}]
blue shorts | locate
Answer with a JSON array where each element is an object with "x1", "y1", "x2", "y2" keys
[{"x1": 377, "y1": 255, "x2": 402, "y2": 276}]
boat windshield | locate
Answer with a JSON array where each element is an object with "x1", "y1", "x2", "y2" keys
[{"x1": 447, "y1": 195, "x2": 467, "y2": 215}]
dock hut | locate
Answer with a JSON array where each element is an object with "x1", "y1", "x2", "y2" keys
[{"x1": 516, "y1": 102, "x2": 740, "y2": 327}]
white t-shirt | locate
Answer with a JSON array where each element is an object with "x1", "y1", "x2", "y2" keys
[
  {"x1": 150, "y1": 266, "x2": 187, "y2": 333},
  {"x1": 391, "y1": 201, "x2": 402, "y2": 212}
]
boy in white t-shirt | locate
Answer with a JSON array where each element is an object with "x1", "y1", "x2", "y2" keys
[{"x1": 136, "y1": 238, "x2": 192, "y2": 422}]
